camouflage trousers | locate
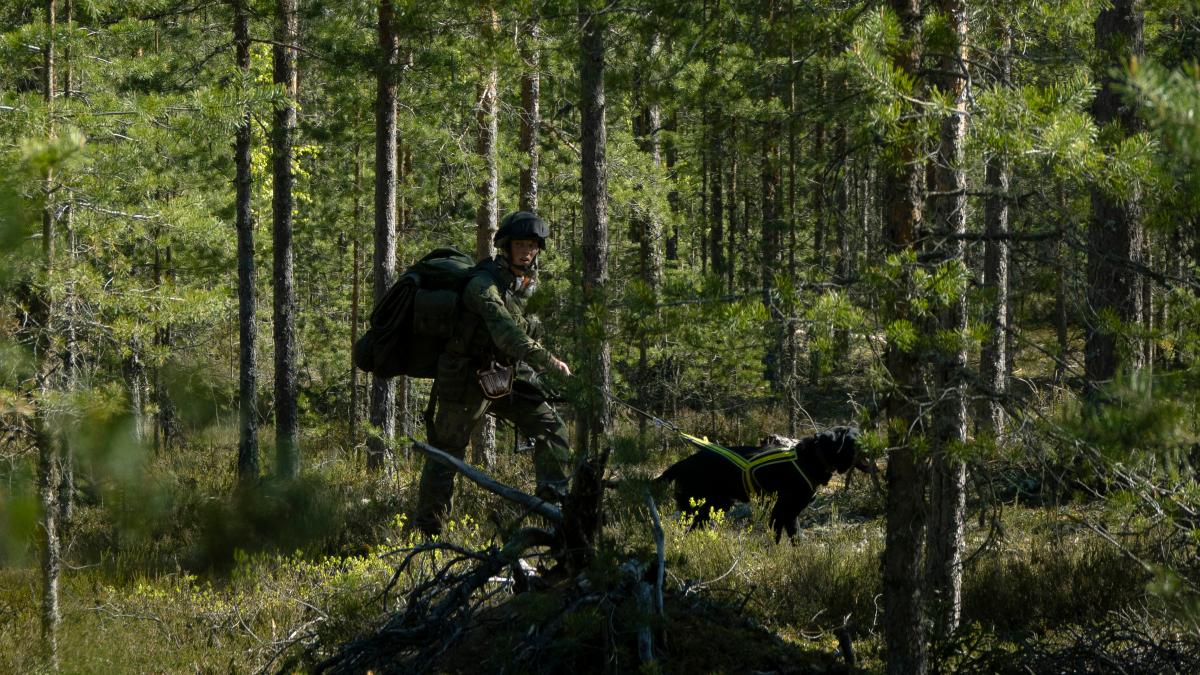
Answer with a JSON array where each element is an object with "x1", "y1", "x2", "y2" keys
[{"x1": 413, "y1": 376, "x2": 570, "y2": 536}]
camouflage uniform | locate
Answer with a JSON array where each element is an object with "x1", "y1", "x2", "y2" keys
[{"x1": 413, "y1": 255, "x2": 569, "y2": 536}]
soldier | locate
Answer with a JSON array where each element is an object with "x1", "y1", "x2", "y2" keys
[{"x1": 413, "y1": 211, "x2": 572, "y2": 537}]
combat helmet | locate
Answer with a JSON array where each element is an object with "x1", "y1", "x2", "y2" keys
[{"x1": 495, "y1": 211, "x2": 549, "y2": 250}]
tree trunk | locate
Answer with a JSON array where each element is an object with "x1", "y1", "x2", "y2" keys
[
  {"x1": 980, "y1": 154, "x2": 1009, "y2": 427},
  {"x1": 761, "y1": 126, "x2": 783, "y2": 389},
  {"x1": 350, "y1": 235, "x2": 361, "y2": 446},
  {"x1": 811, "y1": 118, "x2": 826, "y2": 271},
  {"x1": 272, "y1": 0, "x2": 300, "y2": 478},
  {"x1": 38, "y1": 1, "x2": 61, "y2": 665},
  {"x1": 1142, "y1": 236, "x2": 1154, "y2": 370},
  {"x1": 233, "y1": 0, "x2": 259, "y2": 485},
  {"x1": 565, "y1": 0, "x2": 611, "y2": 573},
  {"x1": 124, "y1": 336, "x2": 148, "y2": 445},
  {"x1": 882, "y1": 0, "x2": 928, "y2": 672},
  {"x1": 56, "y1": 0, "x2": 76, "y2": 534},
  {"x1": 665, "y1": 111, "x2": 679, "y2": 261},
  {"x1": 979, "y1": 19, "x2": 1011, "y2": 425},
  {"x1": 834, "y1": 126, "x2": 850, "y2": 281},
  {"x1": 1086, "y1": 0, "x2": 1145, "y2": 392},
  {"x1": 474, "y1": 19, "x2": 498, "y2": 262},
  {"x1": 350, "y1": 135, "x2": 364, "y2": 449},
  {"x1": 396, "y1": 134, "x2": 412, "y2": 444},
  {"x1": 472, "y1": 9, "x2": 499, "y2": 467},
  {"x1": 925, "y1": 0, "x2": 969, "y2": 641},
  {"x1": 519, "y1": 18, "x2": 540, "y2": 213},
  {"x1": 633, "y1": 38, "x2": 663, "y2": 441},
  {"x1": 710, "y1": 116, "x2": 726, "y2": 279},
  {"x1": 1056, "y1": 223, "x2": 1070, "y2": 382},
  {"x1": 728, "y1": 119, "x2": 738, "y2": 291},
  {"x1": 787, "y1": 4, "x2": 799, "y2": 282},
  {"x1": 368, "y1": 0, "x2": 399, "y2": 472}
]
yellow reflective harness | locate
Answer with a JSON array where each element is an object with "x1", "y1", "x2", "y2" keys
[{"x1": 679, "y1": 432, "x2": 814, "y2": 497}]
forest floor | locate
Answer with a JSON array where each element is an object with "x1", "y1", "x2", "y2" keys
[{"x1": 0, "y1": 414, "x2": 1180, "y2": 673}]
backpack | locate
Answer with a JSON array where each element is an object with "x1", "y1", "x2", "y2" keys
[{"x1": 353, "y1": 247, "x2": 486, "y2": 379}]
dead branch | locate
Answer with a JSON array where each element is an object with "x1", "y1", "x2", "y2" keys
[
  {"x1": 412, "y1": 440, "x2": 563, "y2": 525},
  {"x1": 313, "y1": 527, "x2": 554, "y2": 675},
  {"x1": 644, "y1": 490, "x2": 666, "y2": 617}
]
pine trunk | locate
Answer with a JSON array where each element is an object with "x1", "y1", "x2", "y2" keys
[
  {"x1": 710, "y1": 116, "x2": 725, "y2": 278},
  {"x1": 633, "y1": 44, "x2": 663, "y2": 441},
  {"x1": 369, "y1": 0, "x2": 399, "y2": 471},
  {"x1": 727, "y1": 120, "x2": 738, "y2": 290},
  {"x1": 925, "y1": 0, "x2": 969, "y2": 641},
  {"x1": 233, "y1": 0, "x2": 259, "y2": 485},
  {"x1": 272, "y1": 0, "x2": 300, "y2": 478},
  {"x1": 39, "y1": 2, "x2": 61, "y2": 666},
  {"x1": 1086, "y1": 0, "x2": 1145, "y2": 390},
  {"x1": 980, "y1": 153, "x2": 1009, "y2": 431},
  {"x1": 665, "y1": 111, "x2": 679, "y2": 261},
  {"x1": 349, "y1": 138, "x2": 363, "y2": 448},
  {"x1": 882, "y1": 1, "x2": 928, "y2": 671},
  {"x1": 519, "y1": 18, "x2": 540, "y2": 213},
  {"x1": 761, "y1": 127, "x2": 783, "y2": 389},
  {"x1": 472, "y1": 12, "x2": 499, "y2": 467},
  {"x1": 565, "y1": 0, "x2": 611, "y2": 573}
]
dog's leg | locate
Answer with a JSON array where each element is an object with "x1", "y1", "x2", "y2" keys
[{"x1": 770, "y1": 494, "x2": 808, "y2": 543}]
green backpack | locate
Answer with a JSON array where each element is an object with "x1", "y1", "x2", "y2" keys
[{"x1": 353, "y1": 247, "x2": 485, "y2": 379}]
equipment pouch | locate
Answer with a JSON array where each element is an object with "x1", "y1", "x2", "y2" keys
[{"x1": 477, "y1": 361, "x2": 515, "y2": 399}]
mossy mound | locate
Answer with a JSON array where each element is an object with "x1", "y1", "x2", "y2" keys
[{"x1": 434, "y1": 580, "x2": 848, "y2": 675}]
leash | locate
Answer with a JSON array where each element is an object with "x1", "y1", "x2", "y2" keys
[{"x1": 593, "y1": 385, "x2": 681, "y2": 433}]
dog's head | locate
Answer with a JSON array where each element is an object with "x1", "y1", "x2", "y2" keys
[{"x1": 815, "y1": 426, "x2": 871, "y2": 474}]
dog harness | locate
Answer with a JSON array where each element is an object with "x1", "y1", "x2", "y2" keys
[{"x1": 679, "y1": 432, "x2": 814, "y2": 498}]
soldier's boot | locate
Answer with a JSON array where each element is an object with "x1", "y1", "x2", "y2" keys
[
  {"x1": 532, "y1": 436, "x2": 570, "y2": 504},
  {"x1": 413, "y1": 448, "x2": 460, "y2": 537}
]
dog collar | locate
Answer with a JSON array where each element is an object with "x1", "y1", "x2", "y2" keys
[{"x1": 679, "y1": 433, "x2": 815, "y2": 497}]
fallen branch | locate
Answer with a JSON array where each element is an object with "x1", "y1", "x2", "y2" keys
[
  {"x1": 412, "y1": 439, "x2": 563, "y2": 525},
  {"x1": 644, "y1": 490, "x2": 665, "y2": 617},
  {"x1": 314, "y1": 527, "x2": 555, "y2": 675}
]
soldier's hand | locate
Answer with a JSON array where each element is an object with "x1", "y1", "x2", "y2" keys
[{"x1": 549, "y1": 357, "x2": 571, "y2": 377}]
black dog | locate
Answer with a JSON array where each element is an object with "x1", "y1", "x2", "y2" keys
[{"x1": 656, "y1": 427, "x2": 868, "y2": 542}]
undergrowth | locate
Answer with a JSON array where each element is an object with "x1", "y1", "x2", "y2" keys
[{"x1": 0, "y1": 415, "x2": 1175, "y2": 673}]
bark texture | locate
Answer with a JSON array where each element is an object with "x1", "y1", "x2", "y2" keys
[
  {"x1": 369, "y1": 0, "x2": 399, "y2": 472},
  {"x1": 1086, "y1": 0, "x2": 1145, "y2": 390},
  {"x1": 981, "y1": 154, "x2": 1009, "y2": 431},
  {"x1": 39, "y1": 1, "x2": 61, "y2": 666},
  {"x1": 982, "y1": 16, "x2": 1012, "y2": 419},
  {"x1": 472, "y1": 13, "x2": 499, "y2": 466},
  {"x1": 233, "y1": 0, "x2": 258, "y2": 485},
  {"x1": 882, "y1": 1, "x2": 928, "y2": 672},
  {"x1": 519, "y1": 19, "x2": 540, "y2": 213},
  {"x1": 272, "y1": 0, "x2": 300, "y2": 478},
  {"x1": 565, "y1": 0, "x2": 611, "y2": 572},
  {"x1": 924, "y1": 0, "x2": 969, "y2": 641}
]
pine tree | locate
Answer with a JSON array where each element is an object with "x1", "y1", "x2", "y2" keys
[
  {"x1": 368, "y1": 0, "x2": 399, "y2": 473},
  {"x1": 233, "y1": 0, "x2": 259, "y2": 486},
  {"x1": 880, "y1": 0, "x2": 929, "y2": 670},
  {"x1": 924, "y1": 0, "x2": 970, "y2": 641}
]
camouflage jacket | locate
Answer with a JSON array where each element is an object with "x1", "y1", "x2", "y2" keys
[{"x1": 450, "y1": 256, "x2": 553, "y2": 372}]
